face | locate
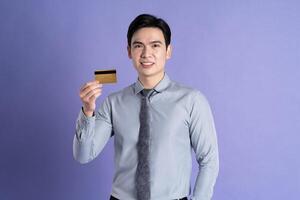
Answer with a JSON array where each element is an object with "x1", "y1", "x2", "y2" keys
[{"x1": 128, "y1": 27, "x2": 172, "y2": 80}]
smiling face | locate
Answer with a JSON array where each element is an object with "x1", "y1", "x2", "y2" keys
[{"x1": 128, "y1": 27, "x2": 172, "y2": 81}]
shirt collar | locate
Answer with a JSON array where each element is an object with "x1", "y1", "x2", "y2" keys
[{"x1": 134, "y1": 73, "x2": 171, "y2": 95}]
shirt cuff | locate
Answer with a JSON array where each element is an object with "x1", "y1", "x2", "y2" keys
[
  {"x1": 81, "y1": 107, "x2": 95, "y2": 118},
  {"x1": 75, "y1": 107, "x2": 96, "y2": 141}
]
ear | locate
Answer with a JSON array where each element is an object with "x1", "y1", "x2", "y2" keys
[
  {"x1": 166, "y1": 44, "x2": 172, "y2": 60},
  {"x1": 127, "y1": 46, "x2": 132, "y2": 59}
]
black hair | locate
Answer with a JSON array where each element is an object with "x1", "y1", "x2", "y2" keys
[{"x1": 127, "y1": 14, "x2": 171, "y2": 48}]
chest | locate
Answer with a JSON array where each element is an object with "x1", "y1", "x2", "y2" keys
[{"x1": 111, "y1": 95, "x2": 190, "y2": 146}]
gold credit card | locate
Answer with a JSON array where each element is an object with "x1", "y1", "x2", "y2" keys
[{"x1": 94, "y1": 69, "x2": 117, "y2": 84}]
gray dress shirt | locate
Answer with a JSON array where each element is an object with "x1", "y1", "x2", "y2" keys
[{"x1": 73, "y1": 73, "x2": 219, "y2": 200}]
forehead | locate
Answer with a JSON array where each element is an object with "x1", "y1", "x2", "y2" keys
[{"x1": 131, "y1": 27, "x2": 165, "y2": 44}]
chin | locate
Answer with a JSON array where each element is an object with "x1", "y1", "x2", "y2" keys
[
  {"x1": 140, "y1": 71, "x2": 163, "y2": 78},
  {"x1": 137, "y1": 68, "x2": 154, "y2": 74},
  {"x1": 139, "y1": 72, "x2": 154, "y2": 77}
]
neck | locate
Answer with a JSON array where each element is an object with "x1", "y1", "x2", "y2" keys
[{"x1": 139, "y1": 72, "x2": 165, "y2": 89}]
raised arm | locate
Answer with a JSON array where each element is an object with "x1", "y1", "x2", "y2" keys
[{"x1": 73, "y1": 80, "x2": 113, "y2": 164}]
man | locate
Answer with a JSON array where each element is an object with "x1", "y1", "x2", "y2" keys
[{"x1": 74, "y1": 14, "x2": 219, "y2": 200}]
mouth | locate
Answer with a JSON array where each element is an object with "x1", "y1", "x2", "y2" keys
[{"x1": 140, "y1": 62, "x2": 155, "y2": 68}]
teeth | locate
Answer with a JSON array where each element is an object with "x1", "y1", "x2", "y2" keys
[{"x1": 141, "y1": 62, "x2": 153, "y2": 66}]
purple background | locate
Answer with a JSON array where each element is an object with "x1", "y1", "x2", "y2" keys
[{"x1": 1, "y1": 0, "x2": 299, "y2": 199}]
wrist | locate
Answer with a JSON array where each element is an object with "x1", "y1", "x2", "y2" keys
[{"x1": 82, "y1": 107, "x2": 94, "y2": 117}]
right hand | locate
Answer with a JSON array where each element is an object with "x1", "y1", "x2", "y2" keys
[{"x1": 79, "y1": 80, "x2": 103, "y2": 117}]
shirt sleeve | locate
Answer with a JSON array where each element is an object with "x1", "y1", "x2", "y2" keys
[
  {"x1": 73, "y1": 97, "x2": 113, "y2": 164},
  {"x1": 189, "y1": 91, "x2": 219, "y2": 200}
]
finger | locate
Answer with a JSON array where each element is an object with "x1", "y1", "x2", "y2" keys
[
  {"x1": 80, "y1": 80, "x2": 100, "y2": 93},
  {"x1": 87, "y1": 87, "x2": 102, "y2": 99},
  {"x1": 83, "y1": 89, "x2": 99, "y2": 102},
  {"x1": 90, "y1": 91, "x2": 101, "y2": 102},
  {"x1": 83, "y1": 88, "x2": 101, "y2": 101},
  {"x1": 80, "y1": 84, "x2": 102, "y2": 98},
  {"x1": 82, "y1": 83, "x2": 102, "y2": 94},
  {"x1": 80, "y1": 81, "x2": 98, "y2": 94}
]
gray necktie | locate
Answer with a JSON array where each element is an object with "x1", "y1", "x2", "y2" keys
[{"x1": 136, "y1": 89, "x2": 152, "y2": 200}]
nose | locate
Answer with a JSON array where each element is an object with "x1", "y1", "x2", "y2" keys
[{"x1": 141, "y1": 46, "x2": 152, "y2": 58}]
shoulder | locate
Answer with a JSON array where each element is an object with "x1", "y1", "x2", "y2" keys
[
  {"x1": 169, "y1": 80, "x2": 208, "y2": 102},
  {"x1": 168, "y1": 80, "x2": 213, "y2": 115},
  {"x1": 105, "y1": 83, "x2": 135, "y2": 101}
]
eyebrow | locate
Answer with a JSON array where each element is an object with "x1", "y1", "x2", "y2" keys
[
  {"x1": 149, "y1": 40, "x2": 163, "y2": 44},
  {"x1": 132, "y1": 40, "x2": 163, "y2": 45}
]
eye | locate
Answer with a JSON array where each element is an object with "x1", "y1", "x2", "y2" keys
[
  {"x1": 152, "y1": 43, "x2": 161, "y2": 48},
  {"x1": 133, "y1": 44, "x2": 143, "y2": 49}
]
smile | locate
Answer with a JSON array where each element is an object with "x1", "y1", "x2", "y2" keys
[{"x1": 140, "y1": 62, "x2": 154, "y2": 67}]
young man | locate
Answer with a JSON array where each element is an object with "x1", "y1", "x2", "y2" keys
[{"x1": 74, "y1": 14, "x2": 219, "y2": 200}]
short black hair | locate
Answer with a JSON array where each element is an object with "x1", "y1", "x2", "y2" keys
[{"x1": 127, "y1": 14, "x2": 171, "y2": 48}]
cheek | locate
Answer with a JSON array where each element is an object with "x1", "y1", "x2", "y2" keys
[
  {"x1": 157, "y1": 52, "x2": 167, "y2": 61},
  {"x1": 132, "y1": 51, "x2": 142, "y2": 60}
]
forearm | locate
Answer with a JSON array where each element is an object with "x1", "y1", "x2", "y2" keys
[
  {"x1": 191, "y1": 153, "x2": 219, "y2": 200},
  {"x1": 73, "y1": 107, "x2": 112, "y2": 164},
  {"x1": 73, "y1": 108, "x2": 96, "y2": 163}
]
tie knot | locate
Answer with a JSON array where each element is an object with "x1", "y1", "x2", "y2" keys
[{"x1": 141, "y1": 89, "x2": 153, "y2": 98}]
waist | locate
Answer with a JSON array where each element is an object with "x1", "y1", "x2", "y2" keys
[{"x1": 110, "y1": 195, "x2": 188, "y2": 200}]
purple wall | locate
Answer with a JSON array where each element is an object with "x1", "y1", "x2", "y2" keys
[{"x1": 1, "y1": 0, "x2": 299, "y2": 199}]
